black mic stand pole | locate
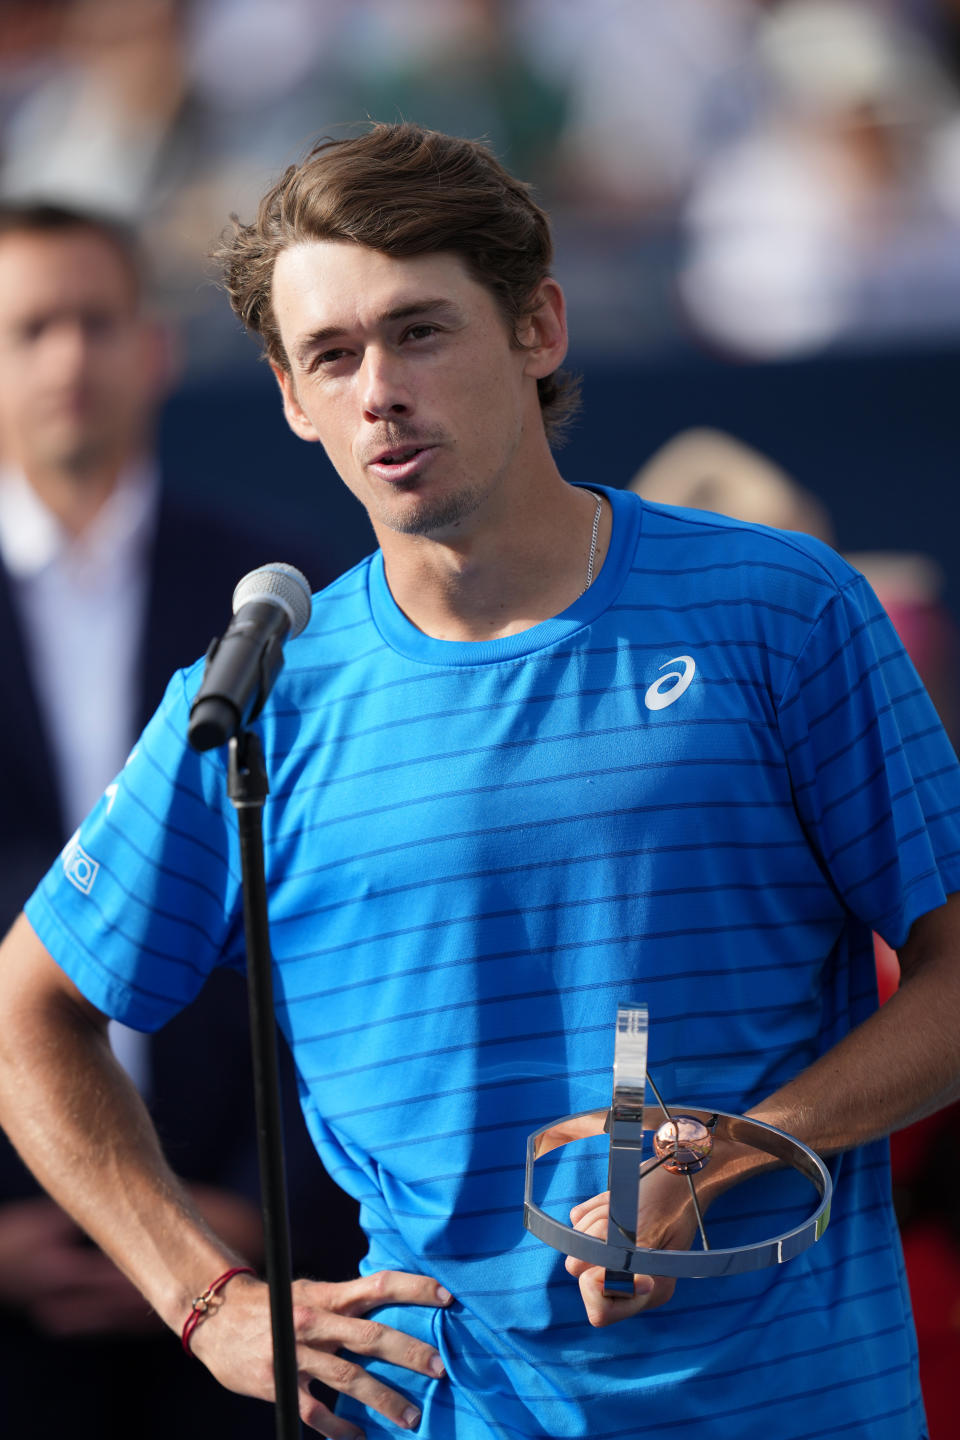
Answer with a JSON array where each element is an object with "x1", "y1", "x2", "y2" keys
[{"x1": 228, "y1": 727, "x2": 301, "y2": 1440}]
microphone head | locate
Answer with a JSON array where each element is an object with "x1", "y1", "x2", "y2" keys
[{"x1": 232, "y1": 562, "x2": 312, "y2": 637}]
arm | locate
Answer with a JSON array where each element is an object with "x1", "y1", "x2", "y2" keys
[
  {"x1": 0, "y1": 915, "x2": 450, "y2": 1437},
  {"x1": 751, "y1": 891, "x2": 960, "y2": 1143},
  {"x1": 568, "y1": 892, "x2": 960, "y2": 1325}
]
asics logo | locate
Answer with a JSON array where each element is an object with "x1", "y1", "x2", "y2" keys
[
  {"x1": 62, "y1": 831, "x2": 100, "y2": 896},
  {"x1": 644, "y1": 655, "x2": 696, "y2": 711}
]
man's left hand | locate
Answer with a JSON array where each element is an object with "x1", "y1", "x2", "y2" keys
[{"x1": 565, "y1": 1164, "x2": 701, "y2": 1326}]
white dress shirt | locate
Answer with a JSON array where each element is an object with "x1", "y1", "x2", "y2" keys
[{"x1": 0, "y1": 462, "x2": 158, "y2": 1092}]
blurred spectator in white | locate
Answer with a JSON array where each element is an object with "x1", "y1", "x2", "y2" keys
[
  {"x1": 8, "y1": 0, "x2": 960, "y2": 367},
  {"x1": 0, "y1": 2, "x2": 66, "y2": 132},
  {"x1": 537, "y1": 0, "x2": 763, "y2": 215},
  {"x1": 0, "y1": 0, "x2": 186, "y2": 217},
  {"x1": 0, "y1": 0, "x2": 355, "y2": 366},
  {"x1": 679, "y1": 0, "x2": 960, "y2": 359},
  {"x1": 146, "y1": 0, "x2": 352, "y2": 355}
]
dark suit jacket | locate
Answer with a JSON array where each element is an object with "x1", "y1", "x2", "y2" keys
[
  {"x1": 0, "y1": 489, "x2": 322, "y2": 933},
  {"x1": 0, "y1": 489, "x2": 363, "y2": 1436}
]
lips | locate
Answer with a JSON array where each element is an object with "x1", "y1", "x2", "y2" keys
[
  {"x1": 366, "y1": 440, "x2": 437, "y2": 483},
  {"x1": 375, "y1": 445, "x2": 424, "y2": 466}
]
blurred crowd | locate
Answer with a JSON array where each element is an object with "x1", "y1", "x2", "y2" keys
[
  {"x1": 1, "y1": 4, "x2": 960, "y2": 1434},
  {"x1": 5, "y1": 0, "x2": 960, "y2": 367}
]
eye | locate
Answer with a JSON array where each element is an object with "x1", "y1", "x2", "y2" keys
[
  {"x1": 308, "y1": 346, "x2": 354, "y2": 373},
  {"x1": 18, "y1": 318, "x2": 48, "y2": 344},
  {"x1": 403, "y1": 323, "x2": 439, "y2": 342},
  {"x1": 82, "y1": 310, "x2": 121, "y2": 340}
]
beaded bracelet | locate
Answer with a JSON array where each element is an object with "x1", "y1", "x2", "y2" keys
[{"x1": 181, "y1": 1265, "x2": 257, "y2": 1355}]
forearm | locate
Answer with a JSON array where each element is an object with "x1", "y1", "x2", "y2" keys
[
  {"x1": 0, "y1": 926, "x2": 456, "y2": 1430},
  {"x1": 750, "y1": 896, "x2": 960, "y2": 1155},
  {"x1": 0, "y1": 916, "x2": 244, "y2": 1332},
  {"x1": 750, "y1": 977, "x2": 958, "y2": 1155},
  {"x1": 694, "y1": 896, "x2": 960, "y2": 1206}
]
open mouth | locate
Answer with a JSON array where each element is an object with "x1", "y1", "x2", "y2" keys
[{"x1": 378, "y1": 446, "x2": 424, "y2": 466}]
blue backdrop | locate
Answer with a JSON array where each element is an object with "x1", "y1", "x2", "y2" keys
[{"x1": 158, "y1": 341, "x2": 960, "y2": 615}]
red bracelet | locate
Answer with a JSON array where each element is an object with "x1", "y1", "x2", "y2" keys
[{"x1": 181, "y1": 1265, "x2": 256, "y2": 1355}]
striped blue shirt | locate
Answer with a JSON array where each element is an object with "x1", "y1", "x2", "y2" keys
[{"x1": 28, "y1": 484, "x2": 960, "y2": 1438}]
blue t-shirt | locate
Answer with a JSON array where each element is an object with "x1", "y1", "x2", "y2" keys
[{"x1": 27, "y1": 485, "x2": 960, "y2": 1439}]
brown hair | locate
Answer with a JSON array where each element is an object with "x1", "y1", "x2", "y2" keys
[
  {"x1": 217, "y1": 122, "x2": 580, "y2": 446},
  {"x1": 0, "y1": 200, "x2": 143, "y2": 300}
]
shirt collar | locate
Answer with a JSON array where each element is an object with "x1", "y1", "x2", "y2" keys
[{"x1": 0, "y1": 460, "x2": 159, "y2": 581}]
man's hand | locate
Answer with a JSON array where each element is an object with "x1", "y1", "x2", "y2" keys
[
  {"x1": 0, "y1": 1196, "x2": 161, "y2": 1335},
  {"x1": 565, "y1": 1163, "x2": 703, "y2": 1327},
  {"x1": 190, "y1": 1267, "x2": 452, "y2": 1439},
  {"x1": 0, "y1": 920, "x2": 453, "y2": 1435}
]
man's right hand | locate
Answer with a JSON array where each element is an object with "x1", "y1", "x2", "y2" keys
[
  {"x1": 0, "y1": 920, "x2": 450, "y2": 1437},
  {"x1": 191, "y1": 1267, "x2": 452, "y2": 1439}
]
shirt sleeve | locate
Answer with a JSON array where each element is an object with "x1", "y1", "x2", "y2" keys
[
  {"x1": 776, "y1": 570, "x2": 960, "y2": 950},
  {"x1": 25, "y1": 664, "x2": 244, "y2": 1030}
]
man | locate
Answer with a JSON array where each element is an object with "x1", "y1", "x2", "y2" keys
[
  {"x1": 0, "y1": 202, "x2": 358, "y2": 1436},
  {"x1": 0, "y1": 125, "x2": 958, "y2": 1440}
]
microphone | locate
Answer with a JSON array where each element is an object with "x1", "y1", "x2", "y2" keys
[{"x1": 187, "y1": 562, "x2": 312, "y2": 752}]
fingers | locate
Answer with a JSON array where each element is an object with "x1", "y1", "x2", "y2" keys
[
  {"x1": 194, "y1": 1271, "x2": 451, "y2": 1433},
  {"x1": 294, "y1": 1304, "x2": 447, "y2": 1382},
  {"x1": 298, "y1": 1379, "x2": 364, "y2": 1440},
  {"x1": 575, "y1": 1264, "x2": 673, "y2": 1327},
  {"x1": 297, "y1": 1349, "x2": 426, "y2": 1435},
  {"x1": 566, "y1": 1191, "x2": 680, "y2": 1324},
  {"x1": 569, "y1": 1194, "x2": 609, "y2": 1233},
  {"x1": 310, "y1": 1269, "x2": 452, "y2": 1319},
  {"x1": 285, "y1": 1271, "x2": 452, "y2": 1434},
  {"x1": 566, "y1": 1190, "x2": 612, "y2": 1271},
  {"x1": 569, "y1": 1189, "x2": 609, "y2": 1227},
  {"x1": 294, "y1": 1271, "x2": 451, "y2": 1378}
]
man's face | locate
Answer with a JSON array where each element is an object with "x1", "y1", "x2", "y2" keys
[
  {"x1": 270, "y1": 242, "x2": 558, "y2": 541},
  {"x1": 0, "y1": 227, "x2": 160, "y2": 478}
]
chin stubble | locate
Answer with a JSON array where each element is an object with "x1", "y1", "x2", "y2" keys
[{"x1": 385, "y1": 481, "x2": 488, "y2": 537}]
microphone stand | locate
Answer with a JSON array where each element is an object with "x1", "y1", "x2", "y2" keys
[{"x1": 228, "y1": 727, "x2": 301, "y2": 1440}]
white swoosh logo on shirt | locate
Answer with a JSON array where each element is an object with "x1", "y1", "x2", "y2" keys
[{"x1": 644, "y1": 656, "x2": 696, "y2": 711}]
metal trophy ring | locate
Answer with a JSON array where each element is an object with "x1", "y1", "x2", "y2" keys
[
  {"x1": 523, "y1": 1005, "x2": 832, "y2": 1283},
  {"x1": 524, "y1": 1103, "x2": 832, "y2": 1279}
]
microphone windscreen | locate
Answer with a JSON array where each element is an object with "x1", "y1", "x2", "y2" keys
[{"x1": 231, "y1": 562, "x2": 312, "y2": 637}]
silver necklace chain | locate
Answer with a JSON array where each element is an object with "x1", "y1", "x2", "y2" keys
[{"x1": 579, "y1": 490, "x2": 604, "y2": 597}]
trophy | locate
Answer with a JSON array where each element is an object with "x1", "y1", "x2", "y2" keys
[{"x1": 524, "y1": 1005, "x2": 832, "y2": 1288}]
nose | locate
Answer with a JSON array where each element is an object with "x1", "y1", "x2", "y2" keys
[
  {"x1": 43, "y1": 318, "x2": 90, "y2": 383},
  {"x1": 360, "y1": 346, "x2": 412, "y2": 421}
]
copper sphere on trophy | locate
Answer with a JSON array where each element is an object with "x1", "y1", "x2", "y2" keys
[{"x1": 653, "y1": 1115, "x2": 714, "y2": 1174}]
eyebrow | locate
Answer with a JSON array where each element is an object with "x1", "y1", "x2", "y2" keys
[{"x1": 291, "y1": 299, "x2": 464, "y2": 368}]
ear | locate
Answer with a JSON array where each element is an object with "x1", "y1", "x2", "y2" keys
[
  {"x1": 270, "y1": 362, "x2": 322, "y2": 444},
  {"x1": 518, "y1": 279, "x2": 568, "y2": 381}
]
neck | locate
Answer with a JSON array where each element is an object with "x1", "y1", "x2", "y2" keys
[
  {"x1": 378, "y1": 477, "x2": 611, "y2": 642},
  {"x1": 20, "y1": 458, "x2": 126, "y2": 538}
]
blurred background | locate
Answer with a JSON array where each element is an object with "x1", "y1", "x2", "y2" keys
[
  {"x1": 4, "y1": 0, "x2": 960, "y2": 589},
  {"x1": 2, "y1": 0, "x2": 960, "y2": 1433}
]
